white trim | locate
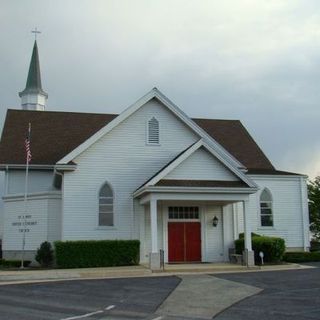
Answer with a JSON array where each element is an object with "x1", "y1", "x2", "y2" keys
[
  {"x1": 140, "y1": 192, "x2": 250, "y2": 204},
  {"x1": 135, "y1": 186, "x2": 258, "y2": 199},
  {"x1": 57, "y1": 88, "x2": 244, "y2": 170},
  {"x1": 248, "y1": 174, "x2": 306, "y2": 180},
  {"x1": 300, "y1": 176, "x2": 310, "y2": 250},
  {"x1": 3, "y1": 191, "x2": 62, "y2": 202},
  {"x1": 0, "y1": 164, "x2": 76, "y2": 171},
  {"x1": 97, "y1": 181, "x2": 115, "y2": 228}
]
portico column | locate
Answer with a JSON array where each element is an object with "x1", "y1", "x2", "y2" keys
[
  {"x1": 150, "y1": 197, "x2": 158, "y2": 253},
  {"x1": 149, "y1": 197, "x2": 161, "y2": 271},
  {"x1": 243, "y1": 200, "x2": 255, "y2": 267}
]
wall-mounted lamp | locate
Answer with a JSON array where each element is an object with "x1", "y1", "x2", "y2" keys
[{"x1": 212, "y1": 216, "x2": 219, "y2": 227}]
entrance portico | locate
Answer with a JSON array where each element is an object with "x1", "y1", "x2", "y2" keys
[{"x1": 135, "y1": 188, "x2": 257, "y2": 271}]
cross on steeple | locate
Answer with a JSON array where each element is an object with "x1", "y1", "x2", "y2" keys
[{"x1": 31, "y1": 27, "x2": 41, "y2": 40}]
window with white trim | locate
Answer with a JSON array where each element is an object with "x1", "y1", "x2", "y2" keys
[
  {"x1": 99, "y1": 182, "x2": 114, "y2": 226},
  {"x1": 147, "y1": 117, "x2": 159, "y2": 144},
  {"x1": 168, "y1": 207, "x2": 199, "y2": 220},
  {"x1": 260, "y1": 189, "x2": 273, "y2": 227}
]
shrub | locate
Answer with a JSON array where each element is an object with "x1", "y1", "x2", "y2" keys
[
  {"x1": 235, "y1": 235, "x2": 285, "y2": 263},
  {"x1": 36, "y1": 241, "x2": 54, "y2": 267},
  {"x1": 310, "y1": 240, "x2": 320, "y2": 252},
  {"x1": 284, "y1": 251, "x2": 320, "y2": 263},
  {"x1": 54, "y1": 240, "x2": 140, "y2": 268},
  {"x1": 0, "y1": 259, "x2": 31, "y2": 268}
]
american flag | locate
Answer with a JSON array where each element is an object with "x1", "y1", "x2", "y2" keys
[{"x1": 25, "y1": 123, "x2": 32, "y2": 164}]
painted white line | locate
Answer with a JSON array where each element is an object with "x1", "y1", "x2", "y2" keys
[
  {"x1": 151, "y1": 317, "x2": 163, "y2": 320},
  {"x1": 60, "y1": 310, "x2": 103, "y2": 320},
  {"x1": 105, "y1": 304, "x2": 115, "y2": 311}
]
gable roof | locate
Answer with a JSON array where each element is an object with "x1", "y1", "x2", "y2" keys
[
  {"x1": 0, "y1": 108, "x2": 275, "y2": 171},
  {"x1": 56, "y1": 88, "x2": 243, "y2": 168},
  {"x1": 136, "y1": 139, "x2": 256, "y2": 189}
]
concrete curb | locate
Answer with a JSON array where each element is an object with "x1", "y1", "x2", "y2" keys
[{"x1": 0, "y1": 263, "x2": 314, "y2": 286}]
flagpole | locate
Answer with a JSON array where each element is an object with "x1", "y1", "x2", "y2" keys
[{"x1": 21, "y1": 123, "x2": 31, "y2": 269}]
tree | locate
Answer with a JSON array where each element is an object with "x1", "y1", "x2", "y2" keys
[
  {"x1": 35, "y1": 241, "x2": 54, "y2": 267},
  {"x1": 308, "y1": 176, "x2": 320, "y2": 240}
]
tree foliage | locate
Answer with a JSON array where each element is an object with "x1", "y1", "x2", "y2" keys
[
  {"x1": 308, "y1": 176, "x2": 320, "y2": 240},
  {"x1": 35, "y1": 241, "x2": 54, "y2": 267}
]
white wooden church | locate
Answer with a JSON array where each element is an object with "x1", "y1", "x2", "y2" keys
[{"x1": 0, "y1": 41, "x2": 310, "y2": 269}]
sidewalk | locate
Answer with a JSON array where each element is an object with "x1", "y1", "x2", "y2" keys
[{"x1": 0, "y1": 262, "x2": 313, "y2": 285}]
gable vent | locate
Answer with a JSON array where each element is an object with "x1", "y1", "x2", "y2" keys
[{"x1": 148, "y1": 117, "x2": 160, "y2": 144}]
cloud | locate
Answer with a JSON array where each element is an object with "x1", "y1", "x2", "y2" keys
[{"x1": 0, "y1": 0, "x2": 319, "y2": 177}]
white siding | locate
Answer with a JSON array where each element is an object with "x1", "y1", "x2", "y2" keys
[
  {"x1": 47, "y1": 198, "x2": 62, "y2": 243},
  {"x1": 2, "y1": 193, "x2": 62, "y2": 251},
  {"x1": 236, "y1": 175, "x2": 308, "y2": 249},
  {"x1": 0, "y1": 172, "x2": 4, "y2": 239},
  {"x1": 165, "y1": 147, "x2": 238, "y2": 181},
  {"x1": 3, "y1": 198, "x2": 48, "y2": 251},
  {"x1": 63, "y1": 99, "x2": 199, "y2": 241},
  {"x1": 204, "y1": 205, "x2": 224, "y2": 262},
  {"x1": 7, "y1": 170, "x2": 55, "y2": 194}
]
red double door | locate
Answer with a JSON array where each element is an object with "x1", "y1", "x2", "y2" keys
[{"x1": 168, "y1": 222, "x2": 201, "y2": 263}]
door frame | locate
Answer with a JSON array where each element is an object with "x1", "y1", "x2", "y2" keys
[{"x1": 162, "y1": 203, "x2": 206, "y2": 263}]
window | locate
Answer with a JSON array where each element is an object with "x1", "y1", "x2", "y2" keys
[
  {"x1": 147, "y1": 117, "x2": 159, "y2": 144},
  {"x1": 99, "y1": 182, "x2": 114, "y2": 226},
  {"x1": 260, "y1": 189, "x2": 273, "y2": 227},
  {"x1": 168, "y1": 207, "x2": 199, "y2": 220}
]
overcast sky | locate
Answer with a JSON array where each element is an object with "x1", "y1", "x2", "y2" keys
[{"x1": 0, "y1": 0, "x2": 319, "y2": 178}]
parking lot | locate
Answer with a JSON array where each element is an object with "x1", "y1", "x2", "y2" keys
[{"x1": 0, "y1": 263, "x2": 319, "y2": 320}]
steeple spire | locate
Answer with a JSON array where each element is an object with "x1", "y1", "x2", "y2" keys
[{"x1": 19, "y1": 40, "x2": 48, "y2": 111}]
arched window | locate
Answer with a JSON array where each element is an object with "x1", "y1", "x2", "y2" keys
[
  {"x1": 147, "y1": 117, "x2": 159, "y2": 144},
  {"x1": 99, "y1": 182, "x2": 114, "y2": 226},
  {"x1": 260, "y1": 188, "x2": 273, "y2": 227}
]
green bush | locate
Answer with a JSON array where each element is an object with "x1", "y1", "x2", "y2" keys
[
  {"x1": 284, "y1": 251, "x2": 320, "y2": 263},
  {"x1": 235, "y1": 235, "x2": 285, "y2": 263},
  {"x1": 36, "y1": 241, "x2": 54, "y2": 267},
  {"x1": 0, "y1": 259, "x2": 31, "y2": 268},
  {"x1": 54, "y1": 240, "x2": 140, "y2": 268},
  {"x1": 310, "y1": 240, "x2": 320, "y2": 252}
]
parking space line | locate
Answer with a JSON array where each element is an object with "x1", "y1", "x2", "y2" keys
[
  {"x1": 151, "y1": 317, "x2": 163, "y2": 320},
  {"x1": 105, "y1": 305, "x2": 115, "y2": 310},
  {"x1": 60, "y1": 310, "x2": 103, "y2": 320}
]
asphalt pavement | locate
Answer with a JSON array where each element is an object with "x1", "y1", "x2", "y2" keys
[
  {"x1": 0, "y1": 263, "x2": 319, "y2": 320},
  {"x1": 214, "y1": 262, "x2": 320, "y2": 320}
]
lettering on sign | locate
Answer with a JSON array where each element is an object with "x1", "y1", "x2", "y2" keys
[{"x1": 11, "y1": 214, "x2": 38, "y2": 233}]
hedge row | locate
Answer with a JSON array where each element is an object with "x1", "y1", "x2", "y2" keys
[
  {"x1": 283, "y1": 252, "x2": 320, "y2": 263},
  {"x1": 54, "y1": 240, "x2": 140, "y2": 268},
  {"x1": 235, "y1": 236, "x2": 285, "y2": 263},
  {"x1": 0, "y1": 259, "x2": 31, "y2": 268}
]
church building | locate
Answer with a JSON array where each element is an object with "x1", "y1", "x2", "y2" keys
[{"x1": 0, "y1": 41, "x2": 310, "y2": 270}]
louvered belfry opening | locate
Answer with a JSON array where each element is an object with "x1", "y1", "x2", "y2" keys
[{"x1": 148, "y1": 117, "x2": 159, "y2": 144}]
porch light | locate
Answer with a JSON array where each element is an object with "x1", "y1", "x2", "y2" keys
[{"x1": 212, "y1": 216, "x2": 219, "y2": 227}]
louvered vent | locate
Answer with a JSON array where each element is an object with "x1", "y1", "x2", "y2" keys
[{"x1": 148, "y1": 117, "x2": 159, "y2": 144}]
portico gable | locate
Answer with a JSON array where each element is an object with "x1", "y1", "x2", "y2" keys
[{"x1": 134, "y1": 140, "x2": 258, "y2": 270}]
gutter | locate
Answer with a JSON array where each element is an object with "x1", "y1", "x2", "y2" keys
[{"x1": 0, "y1": 164, "x2": 77, "y2": 171}]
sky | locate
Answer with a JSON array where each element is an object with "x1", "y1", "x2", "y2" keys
[{"x1": 0, "y1": 0, "x2": 319, "y2": 179}]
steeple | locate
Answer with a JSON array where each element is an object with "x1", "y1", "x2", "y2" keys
[{"x1": 19, "y1": 40, "x2": 48, "y2": 111}]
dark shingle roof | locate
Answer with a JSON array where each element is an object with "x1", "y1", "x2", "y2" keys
[
  {"x1": 0, "y1": 109, "x2": 276, "y2": 171},
  {"x1": 193, "y1": 118, "x2": 275, "y2": 171}
]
